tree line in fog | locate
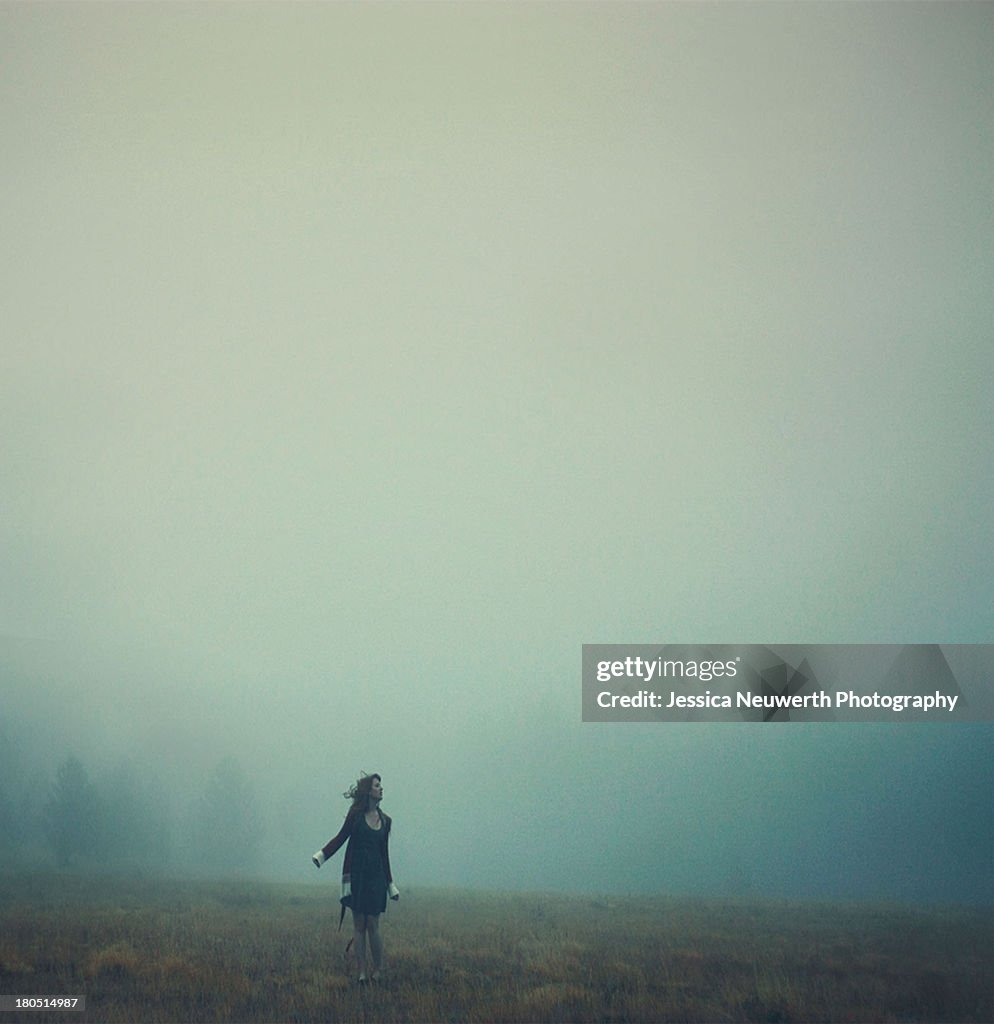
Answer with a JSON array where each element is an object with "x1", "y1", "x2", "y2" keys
[{"x1": 0, "y1": 748, "x2": 263, "y2": 874}]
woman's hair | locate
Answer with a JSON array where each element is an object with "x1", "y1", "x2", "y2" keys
[{"x1": 344, "y1": 772, "x2": 381, "y2": 812}]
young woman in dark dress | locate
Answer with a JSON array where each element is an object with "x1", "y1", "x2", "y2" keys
[{"x1": 312, "y1": 773, "x2": 399, "y2": 983}]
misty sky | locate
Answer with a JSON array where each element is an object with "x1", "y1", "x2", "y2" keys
[{"x1": 2, "y1": 3, "x2": 992, "y2": 905}]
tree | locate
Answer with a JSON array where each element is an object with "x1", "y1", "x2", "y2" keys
[
  {"x1": 43, "y1": 756, "x2": 102, "y2": 865},
  {"x1": 195, "y1": 757, "x2": 261, "y2": 872}
]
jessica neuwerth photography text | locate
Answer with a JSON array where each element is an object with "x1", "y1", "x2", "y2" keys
[{"x1": 582, "y1": 645, "x2": 994, "y2": 723}]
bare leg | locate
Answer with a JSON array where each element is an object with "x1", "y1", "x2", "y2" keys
[
  {"x1": 366, "y1": 914, "x2": 382, "y2": 978},
  {"x1": 351, "y1": 911, "x2": 368, "y2": 980}
]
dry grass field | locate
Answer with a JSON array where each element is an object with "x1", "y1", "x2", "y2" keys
[{"x1": 0, "y1": 870, "x2": 990, "y2": 1023}]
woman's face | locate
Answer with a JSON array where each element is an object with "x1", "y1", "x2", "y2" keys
[{"x1": 370, "y1": 777, "x2": 383, "y2": 801}]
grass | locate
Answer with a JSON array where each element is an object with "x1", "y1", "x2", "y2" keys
[{"x1": 0, "y1": 870, "x2": 990, "y2": 1022}]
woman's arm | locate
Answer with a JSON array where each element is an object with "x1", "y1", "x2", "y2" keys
[
  {"x1": 312, "y1": 810, "x2": 355, "y2": 868},
  {"x1": 382, "y1": 815, "x2": 399, "y2": 899}
]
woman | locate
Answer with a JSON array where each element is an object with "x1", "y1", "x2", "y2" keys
[{"x1": 312, "y1": 772, "x2": 400, "y2": 984}]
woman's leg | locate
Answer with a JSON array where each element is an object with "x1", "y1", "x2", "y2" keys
[
  {"x1": 351, "y1": 911, "x2": 368, "y2": 979},
  {"x1": 366, "y1": 914, "x2": 382, "y2": 977}
]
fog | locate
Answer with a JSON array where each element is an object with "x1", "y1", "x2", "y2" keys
[{"x1": 2, "y1": 4, "x2": 992, "y2": 906}]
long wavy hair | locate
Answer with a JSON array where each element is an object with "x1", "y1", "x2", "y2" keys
[{"x1": 343, "y1": 772, "x2": 381, "y2": 813}]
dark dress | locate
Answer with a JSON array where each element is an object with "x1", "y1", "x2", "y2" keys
[{"x1": 346, "y1": 813, "x2": 388, "y2": 916}]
